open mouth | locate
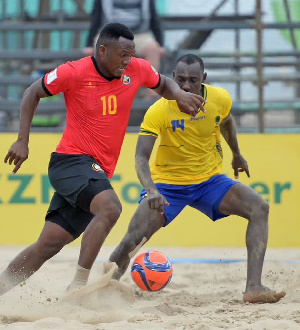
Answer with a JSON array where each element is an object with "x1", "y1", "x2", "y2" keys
[{"x1": 119, "y1": 66, "x2": 128, "y2": 73}]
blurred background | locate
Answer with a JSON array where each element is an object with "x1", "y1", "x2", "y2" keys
[
  {"x1": 1, "y1": 0, "x2": 300, "y2": 133},
  {"x1": 0, "y1": 0, "x2": 299, "y2": 247}
]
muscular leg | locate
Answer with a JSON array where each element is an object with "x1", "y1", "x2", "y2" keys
[
  {"x1": 0, "y1": 221, "x2": 74, "y2": 296},
  {"x1": 219, "y1": 183, "x2": 285, "y2": 303},
  {"x1": 109, "y1": 197, "x2": 166, "y2": 280},
  {"x1": 77, "y1": 189, "x2": 122, "y2": 270}
]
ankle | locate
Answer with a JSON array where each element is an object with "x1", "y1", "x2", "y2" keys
[{"x1": 69, "y1": 264, "x2": 91, "y2": 289}]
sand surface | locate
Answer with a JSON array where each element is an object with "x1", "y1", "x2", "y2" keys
[{"x1": 0, "y1": 246, "x2": 299, "y2": 329}]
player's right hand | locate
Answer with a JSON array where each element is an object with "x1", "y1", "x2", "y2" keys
[
  {"x1": 176, "y1": 90, "x2": 207, "y2": 117},
  {"x1": 147, "y1": 189, "x2": 170, "y2": 214},
  {"x1": 4, "y1": 140, "x2": 29, "y2": 174}
]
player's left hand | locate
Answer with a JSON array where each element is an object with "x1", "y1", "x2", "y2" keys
[
  {"x1": 175, "y1": 90, "x2": 207, "y2": 117},
  {"x1": 231, "y1": 154, "x2": 250, "y2": 179},
  {"x1": 147, "y1": 188, "x2": 170, "y2": 214}
]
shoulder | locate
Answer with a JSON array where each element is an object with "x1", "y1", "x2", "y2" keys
[
  {"x1": 129, "y1": 57, "x2": 157, "y2": 72},
  {"x1": 57, "y1": 57, "x2": 92, "y2": 76},
  {"x1": 67, "y1": 56, "x2": 93, "y2": 71},
  {"x1": 145, "y1": 98, "x2": 177, "y2": 123},
  {"x1": 205, "y1": 84, "x2": 232, "y2": 104},
  {"x1": 144, "y1": 98, "x2": 170, "y2": 123},
  {"x1": 128, "y1": 57, "x2": 140, "y2": 69},
  {"x1": 205, "y1": 84, "x2": 230, "y2": 98},
  {"x1": 146, "y1": 98, "x2": 165, "y2": 115}
]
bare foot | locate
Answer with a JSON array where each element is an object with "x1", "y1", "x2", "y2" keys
[{"x1": 243, "y1": 285, "x2": 286, "y2": 303}]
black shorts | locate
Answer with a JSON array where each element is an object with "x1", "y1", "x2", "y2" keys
[{"x1": 45, "y1": 153, "x2": 113, "y2": 238}]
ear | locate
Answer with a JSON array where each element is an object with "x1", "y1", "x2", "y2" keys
[
  {"x1": 99, "y1": 45, "x2": 107, "y2": 57},
  {"x1": 202, "y1": 72, "x2": 207, "y2": 83}
]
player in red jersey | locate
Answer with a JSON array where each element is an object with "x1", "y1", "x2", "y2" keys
[{"x1": 1, "y1": 23, "x2": 206, "y2": 296}]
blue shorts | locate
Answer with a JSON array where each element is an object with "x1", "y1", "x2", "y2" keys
[{"x1": 139, "y1": 174, "x2": 239, "y2": 226}]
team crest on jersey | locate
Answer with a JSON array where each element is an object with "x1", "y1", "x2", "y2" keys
[
  {"x1": 92, "y1": 163, "x2": 103, "y2": 172},
  {"x1": 215, "y1": 116, "x2": 221, "y2": 127},
  {"x1": 122, "y1": 75, "x2": 131, "y2": 85},
  {"x1": 151, "y1": 65, "x2": 158, "y2": 75}
]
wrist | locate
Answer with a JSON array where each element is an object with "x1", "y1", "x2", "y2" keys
[
  {"x1": 146, "y1": 186, "x2": 157, "y2": 194},
  {"x1": 173, "y1": 89, "x2": 182, "y2": 101},
  {"x1": 232, "y1": 150, "x2": 241, "y2": 157},
  {"x1": 17, "y1": 135, "x2": 29, "y2": 143}
]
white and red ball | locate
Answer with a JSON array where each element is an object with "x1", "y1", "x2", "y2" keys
[{"x1": 131, "y1": 250, "x2": 173, "y2": 292}]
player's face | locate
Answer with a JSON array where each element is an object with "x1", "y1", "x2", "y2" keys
[
  {"x1": 100, "y1": 37, "x2": 135, "y2": 78},
  {"x1": 173, "y1": 62, "x2": 205, "y2": 95}
]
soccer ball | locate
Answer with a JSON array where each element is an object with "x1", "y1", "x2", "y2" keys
[{"x1": 131, "y1": 250, "x2": 173, "y2": 292}]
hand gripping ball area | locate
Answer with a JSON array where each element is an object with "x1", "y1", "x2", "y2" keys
[{"x1": 131, "y1": 250, "x2": 173, "y2": 292}]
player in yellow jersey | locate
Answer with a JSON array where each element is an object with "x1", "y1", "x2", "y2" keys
[{"x1": 109, "y1": 54, "x2": 286, "y2": 304}]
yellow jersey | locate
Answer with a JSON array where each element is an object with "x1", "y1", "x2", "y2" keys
[{"x1": 139, "y1": 84, "x2": 232, "y2": 184}]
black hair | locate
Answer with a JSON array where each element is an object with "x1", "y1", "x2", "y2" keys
[
  {"x1": 176, "y1": 54, "x2": 205, "y2": 72},
  {"x1": 96, "y1": 23, "x2": 134, "y2": 49}
]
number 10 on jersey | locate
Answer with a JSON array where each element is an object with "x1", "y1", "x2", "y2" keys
[{"x1": 101, "y1": 95, "x2": 117, "y2": 115}]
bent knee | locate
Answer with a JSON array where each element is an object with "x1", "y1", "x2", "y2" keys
[
  {"x1": 90, "y1": 191, "x2": 122, "y2": 219},
  {"x1": 35, "y1": 239, "x2": 65, "y2": 260},
  {"x1": 106, "y1": 200, "x2": 122, "y2": 220},
  {"x1": 251, "y1": 198, "x2": 269, "y2": 220},
  {"x1": 262, "y1": 199, "x2": 269, "y2": 215},
  {"x1": 95, "y1": 200, "x2": 122, "y2": 227}
]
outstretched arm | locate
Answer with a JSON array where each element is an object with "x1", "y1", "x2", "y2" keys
[
  {"x1": 4, "y1": 78, "x2": 49, "y2": 173},
  {"x1": 220, "y1": 114, "x2": 250, "y2": 179},
  {"x1": 154, "y1": 75, "x2": 207, "y2": 117},
  {"x1": 135, "y1": 135, "x2": 169, "y2": 214}
]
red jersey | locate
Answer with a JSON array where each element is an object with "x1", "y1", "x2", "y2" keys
[{"x1": 42, "y1": 56, "x2": 160, "y2": 178}]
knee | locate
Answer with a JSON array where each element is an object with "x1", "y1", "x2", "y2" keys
[
  {"x1": 107, "y1": 201, "x2": 122, "y2": 225},
  {"x1": 251, "y1": 198, "x2": 269, "y2": 221},
  {"x1": 35, "y1": 239, "x2": 65, "y2": 261},
  {"x1": 97, "y1": 200, "x2": 122, "y2": 228}
]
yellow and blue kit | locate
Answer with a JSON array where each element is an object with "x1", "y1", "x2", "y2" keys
[{"x1": 139, "y1": 84, "x2": 239, "y2": 224}]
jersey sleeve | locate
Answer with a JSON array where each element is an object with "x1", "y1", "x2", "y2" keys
[
  {"x1": 42, "y1": 62, "x2": 76, "y2": 96},
  {"x1": 135, "y1": 58, "x2": 161, "y2": 89},
  {"x1": 139, "y1": 100, "x2": 166, "y2": 137}
]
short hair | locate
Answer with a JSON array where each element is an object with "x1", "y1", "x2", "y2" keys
[
  {"x1": 176, "y1": 54, "x2": 205, "y2": 73},
  {"x1": 96, "y1": 23, "x2": 134, "y2": 49}
]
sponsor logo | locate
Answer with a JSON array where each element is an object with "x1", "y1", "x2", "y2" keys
[
  {"x1": 215, "y1": 116, "x2": 221, "y2": 127},
  {"x1": 122, "y1": 75, "x2": 131, "y2": 85},
  {"x1": 47, "y1": 68, "x2": 57, "y2": 84},
  {"x1": 85, "y1": 81, "x2": 96, "y2": 88},
  {"x1": 92, "y1": 163, "x2": 103, "y2": 172},
  {"x1": 190, "y1": 116, "x2": 205, "y2": 121}
]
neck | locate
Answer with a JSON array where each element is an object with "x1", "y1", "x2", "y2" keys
[
  {"x1": 92, "y1": 56, "x2": 116, "y2": 81},
  {"x1": 200, "y1": 83, "x2": 204, "y2": 97}
]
